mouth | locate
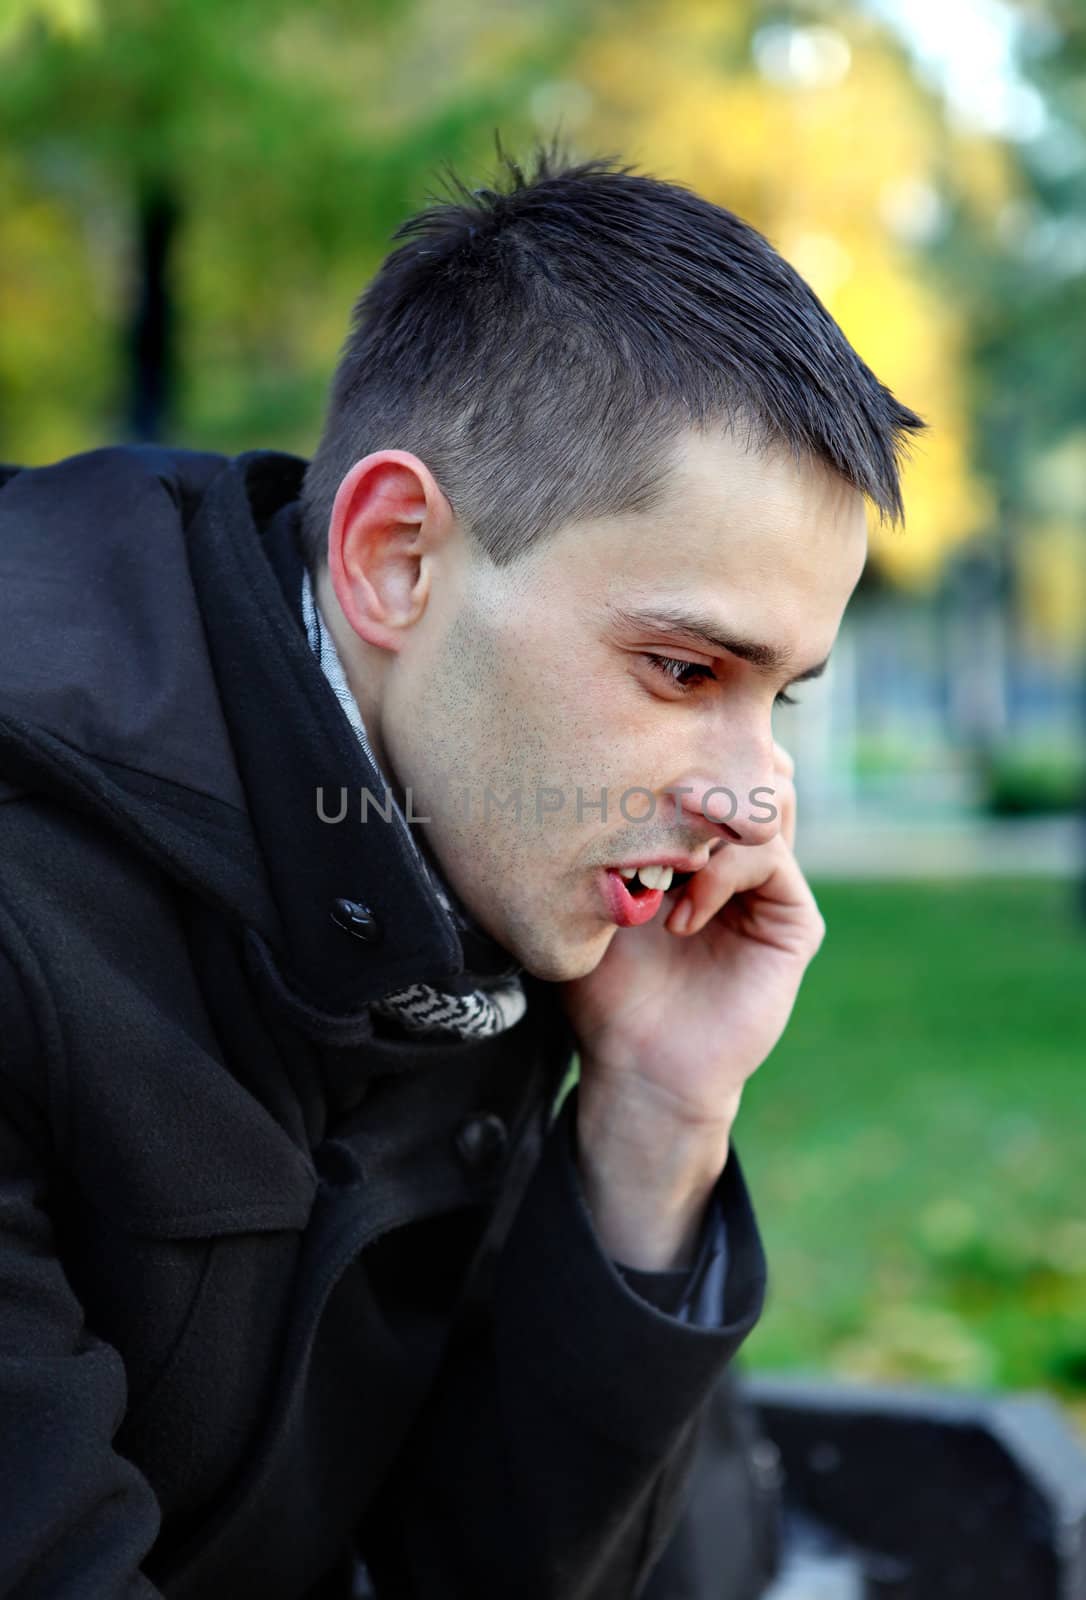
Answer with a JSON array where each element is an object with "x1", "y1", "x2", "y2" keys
[{"x1": 598, "y1": 854, "x2": 710, "y2": 929}]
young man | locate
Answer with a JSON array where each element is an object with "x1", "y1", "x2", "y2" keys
[{"x1": 0, "y1": 149, "x2": 923, "y2": 1597}]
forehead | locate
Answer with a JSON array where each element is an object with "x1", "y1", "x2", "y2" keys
[
  {"x1": 666, "y1": 426, "x2": 868, "y2": 550},
  {"x1": 529, "y1": 425, "x2": 869, "y2": 630}
]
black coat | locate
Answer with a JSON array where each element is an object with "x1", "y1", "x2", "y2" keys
[{"x1": 0, "y1": 446, "x2": 768, "y2": 1599}]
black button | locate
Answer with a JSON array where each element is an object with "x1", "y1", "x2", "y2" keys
[
  {"x1": 330, "y1": 898, "x2": 382, "y2": 944},
  {"x1": 454, "y1": 1113, "x2": 509, "y2": 1173}
]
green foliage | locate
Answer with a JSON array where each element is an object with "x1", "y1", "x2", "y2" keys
[
  {"x1": 0, "y1": 0, "x2": 99, "y2": 49},
  {"x1": 984, "y1": 749, "x2": 1086, "y2": 816},
  {"x1": 930, "y1": 9, "x2": 1086, "y2": 520},
  {"x1": 0, "y1": 0, "x2": 591, "y2": 459},
  {"x1": 3, "y1": 0, "x2": 1083, "y2": 592}
]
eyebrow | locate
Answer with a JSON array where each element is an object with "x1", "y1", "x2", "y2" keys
[{"x1": 605, "y1": 602, "x2": 831, "y2": 685}]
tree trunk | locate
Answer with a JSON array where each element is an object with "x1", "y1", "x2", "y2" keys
[{"x1": 126, "y1": 184, "x2": 178, "y2": 442}]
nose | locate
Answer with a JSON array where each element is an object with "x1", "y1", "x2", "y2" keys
[{"x1": 675, "y1": 741, "x2": 782, "y2": 850}]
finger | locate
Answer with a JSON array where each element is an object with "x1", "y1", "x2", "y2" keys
[
  {"x1": 665, "y1": 837, "x2": 779, "y2": 936},
  {"x1": 668, "y1": 838, "x2": 820, "y2": 954}
]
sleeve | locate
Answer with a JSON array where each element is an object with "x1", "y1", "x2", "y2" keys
[
  {"x1": 358, "y1": 1082, "x2": 768, "y2": 1600},
  {"x1": 0, "y1": 928, "x2": 164, "y2": 1596},
  {"x1": 614, "y1": 1194, "x2": 729, "y2": 1323}
]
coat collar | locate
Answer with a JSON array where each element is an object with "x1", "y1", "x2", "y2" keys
[
  {"x1": 0, "y1": 444, "x2": 520, "y2": 1044},
  {"x1": 185, "y1": 450, "x2": 524, "y2": 1040}
]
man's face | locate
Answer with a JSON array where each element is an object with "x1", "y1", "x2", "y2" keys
[{"x1": 377, "y1": 426, "x2": 868, "y2": 981}]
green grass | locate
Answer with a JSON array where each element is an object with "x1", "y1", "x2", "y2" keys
[{"x1": 731, "y1": 878, "x2": 1086, "y2": 1426}]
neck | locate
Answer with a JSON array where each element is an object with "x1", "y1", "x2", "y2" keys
[{"x1": 313, "y1": 565, "x2": 394, "y2": 786}]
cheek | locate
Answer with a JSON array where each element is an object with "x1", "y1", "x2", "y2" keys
[
  {"x1": 493, "y1": 653, "x2": 651, "y2": 801},
  {"x1": 384, "y1": 638, "x2": 522, "y2": 819},
  {"x1": 401, "y1": 610, "x2": 642, "y2": 812}
]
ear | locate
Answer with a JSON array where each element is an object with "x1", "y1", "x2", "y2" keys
[{"x1": 326, "y1": 451, "x2": 454, "y2": 654}]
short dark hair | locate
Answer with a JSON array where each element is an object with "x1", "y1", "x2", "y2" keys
[{"x1": 300, "y1": 142, "x2": 925, "y2": 572}]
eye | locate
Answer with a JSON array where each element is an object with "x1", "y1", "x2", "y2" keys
[
  {"x1": 644, "y1": 654, "x2": 715, "y2": 691},
  {"x1": 645, "y1": 654, "x2": 801, "y2": 708}
]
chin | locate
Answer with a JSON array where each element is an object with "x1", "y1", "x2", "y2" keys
[
  {"x1": 469, "y1": 880, "x2": 616, "y2": 983},
  {"x1": 514, "y1": 926, "x2": 615, "y2": 985}
]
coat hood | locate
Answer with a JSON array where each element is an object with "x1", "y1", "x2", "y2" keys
[{"x1": 0, "y1": 444, "x2": 511, "y2": 1043}]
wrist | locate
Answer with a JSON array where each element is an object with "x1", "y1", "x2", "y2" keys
[{"x1": 573, "y1": 1076, "x2": 736, "y2": 1271}]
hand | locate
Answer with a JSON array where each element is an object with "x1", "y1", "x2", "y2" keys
[
  {"x1": 559, "y1": 742, "x2": 826, "y2": 1267},
  {"x1": 563, "y1": 739, "x2": 824, "y2": 1124}
]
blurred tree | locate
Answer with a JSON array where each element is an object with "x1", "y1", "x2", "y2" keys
[
  {"x1": 913, "y1": 1, "x2": 1086, "y2": 888},
  {"x1": 958, "y1": 5, "x2": 1085, "y2": 505},
  {"x1": 2, "y1": 0, "x2": 1080, "y2": 618},
  {"x1": 926, "y1": 2, "x2": 1086, "y2": 642},
  {"x1": 0, "y1": 0, "x2": 586, "y2": 455}
]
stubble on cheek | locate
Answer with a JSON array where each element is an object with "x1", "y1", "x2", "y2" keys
[{"x1": 407, "y1": 603, "x2": 634, "y2": 958}]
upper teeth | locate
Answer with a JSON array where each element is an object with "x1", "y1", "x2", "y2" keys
[{"x1": 618, "y1": 864, "x2": 674, "y2": 890}]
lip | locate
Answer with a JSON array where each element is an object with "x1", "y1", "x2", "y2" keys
[{"x1": 598, "y1": 867, "x2": 666, "y2": 928}]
